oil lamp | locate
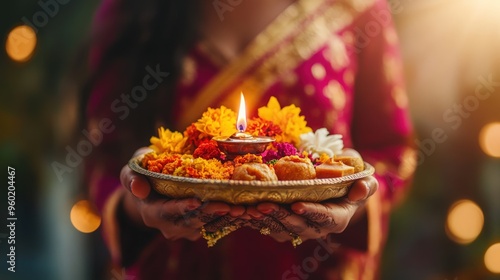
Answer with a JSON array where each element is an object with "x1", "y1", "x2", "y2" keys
[{"x1": 214, "y1": 93, "x2": 274, "y2": 158}]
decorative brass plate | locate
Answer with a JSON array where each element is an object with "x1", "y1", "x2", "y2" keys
[{"x1": 129, "y1": 156, "x2": 374, "y2": 204}]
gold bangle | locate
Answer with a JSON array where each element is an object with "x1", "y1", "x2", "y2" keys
[{"x1": 201, "y1": 224, "x2": 241, "y2": 247}]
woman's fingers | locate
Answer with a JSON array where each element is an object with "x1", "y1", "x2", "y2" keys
[
  {"x1": 119, "y1": 165, "x2": 134, "y2": 192},
  {"x1": 246, "y1": 205, "x2": 265, "y2": 219},
  {"x1": 250, "y1": 199, "x2": 360, "y2": 243},
  {"x1": 197, "y1": 202, "x2": 243, "y2": 231},
  {"x1": 120, "y1": 165, "x2": 151, "y2": 199},
  {"x1": 291, "y1": 201, "x2": 355, "y2": 233},
  {"x1": 161, "y1": 200, "x2": 236, "y2": 229},
  {"x1": 257, "y1": 205, "x2": 304, "y2": 234},
  {"x1": 250, "y1": 204, "x2": 320, "y2": 242},
  {"x1": 161, "y1": 198, "x2": 202, "y2": 216},
  {"x1": 120, "y1": 147, "x2": 248, "y2": 241},
  {"x1": 200, "y1": 202, "x2": 231, "y2": 216},
  {"x1": 144, "y1": 198, "x2": 203, "y2": 240},
  {"x1": 347, "y1": 176, "x2": 378, "y2": 202},
  {"x1": 140, "y1": 197, "x2": 243, "y2": 241},
  {"x1": 130, "y1": 176, "x2": 151, "y2": 199},
  {"x1": 120, "y1": 147, "x2": 154, "y2": 199},
  {"x1": 256, "y1": 202, "x2": 279, "y2": 214},
  {"x1": 228, "y1": 205, "x2": 246, "y2": 217}
]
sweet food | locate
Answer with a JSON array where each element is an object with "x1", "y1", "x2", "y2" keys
[
  {"x1": 232, "y1": 163, "x2": 278, "y2": 181},
  {"x1": 273, "y1": 155, "x2": 316, "y2": 180},
  {"x1": 315, "y1": 159, "x2": 355, "y2": 178}
]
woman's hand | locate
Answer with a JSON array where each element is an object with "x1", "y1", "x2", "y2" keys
[
  {"x1": 119, "y1": 151, "x2": 245, "y2": 241},
  {"x1": 245, "y1": 176, "x2": 378, "y2": 243}
]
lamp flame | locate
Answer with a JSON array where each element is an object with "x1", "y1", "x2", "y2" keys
[{"x1": 237, "y1": 92, "x2": 247, "y2": 132}]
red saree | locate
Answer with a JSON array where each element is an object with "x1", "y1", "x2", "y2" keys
[{"x1": 87, "y1": 0, "x2": 416, "y2": 279}]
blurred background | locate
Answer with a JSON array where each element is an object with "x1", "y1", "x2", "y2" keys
[{"x1": 0, "y1": 0, "x2": 499, "y2": 279}]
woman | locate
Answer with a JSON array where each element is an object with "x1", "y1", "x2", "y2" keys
[{"x1": 85, "y1": 0, "x2": 415, "y2": 279}]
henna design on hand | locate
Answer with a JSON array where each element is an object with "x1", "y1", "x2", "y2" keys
[
  {"x1": 249, "y1": 208, "x2": 304, "y2": 235},
  {"x1": 270, "y1": 208, "x2": 305, "y2": 235},
  {"x1": 202, "y1": 215, "x2": 237, "y2": 232},
  {"x1": 198, "y1": 213, "x2": 219, "y2": 224},
  {"x1": 262, "y1": 216, "x2": 289, "y2": 233},
  {"x1": 302, "y1": 211, "x2": 337, "y2": 233}
]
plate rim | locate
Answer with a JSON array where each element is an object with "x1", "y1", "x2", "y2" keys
[{"x1": 129, "y1": 155, "x2": 375, "y2": 189}]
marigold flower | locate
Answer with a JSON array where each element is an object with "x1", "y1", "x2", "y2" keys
[
  {"x1": 233, "y1": 154, "x2": 263, "y2": 166},
  {"x1": 193, "y1": 141, "x2": 223, "y2": 160},
  {"x1": 258, "y1": 97, "x2": 312, "y2": 144},
  {"x1": 246, "y1": 117, "x2": 282, "y2": 137},
  {"x1": 144, "y1": 153, "x2": 233, "y2": 179},
  {"x1": 149, "y1": 127, "x2": 188, "y2": 154},
  {"x1": 143, "y1": 97, "x2": 346, "y2": 181},
  {"x1": 142, "y1": 153, "x2": 183, "y2": 174},
  {"x1": 184, "y1": 123, "x2": 212, "y2": 151},
  {"x1": 194, "y1": 106, "x2": 237, "y2": 138},
  {"x1": 173, "y1": 157, "x2": 234, "y2": 179}
]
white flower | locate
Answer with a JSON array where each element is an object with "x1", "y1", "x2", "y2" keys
[{"x1": 299, "y1": 128, "x2": 343, "y2": 159}]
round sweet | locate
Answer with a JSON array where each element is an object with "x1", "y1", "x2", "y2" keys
[
  {"x1": 335, "y1": 148, "x2": 364, "y2": 173},
  {"x1": 273, "y1": 155, "x2": 316, "y2": 180},
  {"x1": 232, "y1": 163, "x2": 278, "y2": 181}
]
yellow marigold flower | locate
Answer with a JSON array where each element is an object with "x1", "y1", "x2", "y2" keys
[
  {"x1": 149, "y1": 127, "x2": 188, "y2": 154},
  {"x1": 258, "y1": 96, "x2": 312, "y2": 144},
  {"x1": 194, "y1": 106, "x2": 237, "y2": 138}
]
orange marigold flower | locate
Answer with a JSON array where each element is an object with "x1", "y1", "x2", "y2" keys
[
  {"x1": 143, "y1": 153, "x2": 183, "y2": 174},
  {"x1": 246, "y1": 117, "x2": 282, "y2": 137},
  {"x1": 193, "y1": 141, "x2": 223, "y2": 160},
  {"x1": 161, "y1": 155, "x2": 184, "y2": 174},
  {"x1": 141, "y1": 152, "x2": 157, "y2": 168},
  {"x1": 184, "y1": 123, "x2": 212, "y2": 151},
  {"x1": 233, "y1": 154, "x2": 263, "y2": 166}
]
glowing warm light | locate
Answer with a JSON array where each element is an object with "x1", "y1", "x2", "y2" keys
[
  {"x1": 70, "y1": 200, "x2": 101, "y2": 233},
  {"x1": 5, "y1": 25, "x2": 37, "y2": 62},
  {"x1": 236, "y1": 92, "x2": 247, "y2": 132},
  {"x1": 484, "y1": 243, "x2": 500, "y2": 274},
  {"x1": 446, "y1": 199, "x2": 484, "y2": 244},
  {"x1": 479, "y1": 122, "x2": 500, "y2": 158}
]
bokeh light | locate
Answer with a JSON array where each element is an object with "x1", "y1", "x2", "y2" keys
[
  {"x1": 70, "y1": 200, "x2": 101, "y2": 233},
  {"x1": 446, "y1": 200, "x2": 484, "y2": 244},
  {"x1": 5, "y1": 25, "x2": 37, "y2": 62},
  {"x1": 479, "y1": 122, "x2": 500, "y2": 158},
  {"x1": 484, "y1": 243, "x2": 500, "y2": 273}
]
